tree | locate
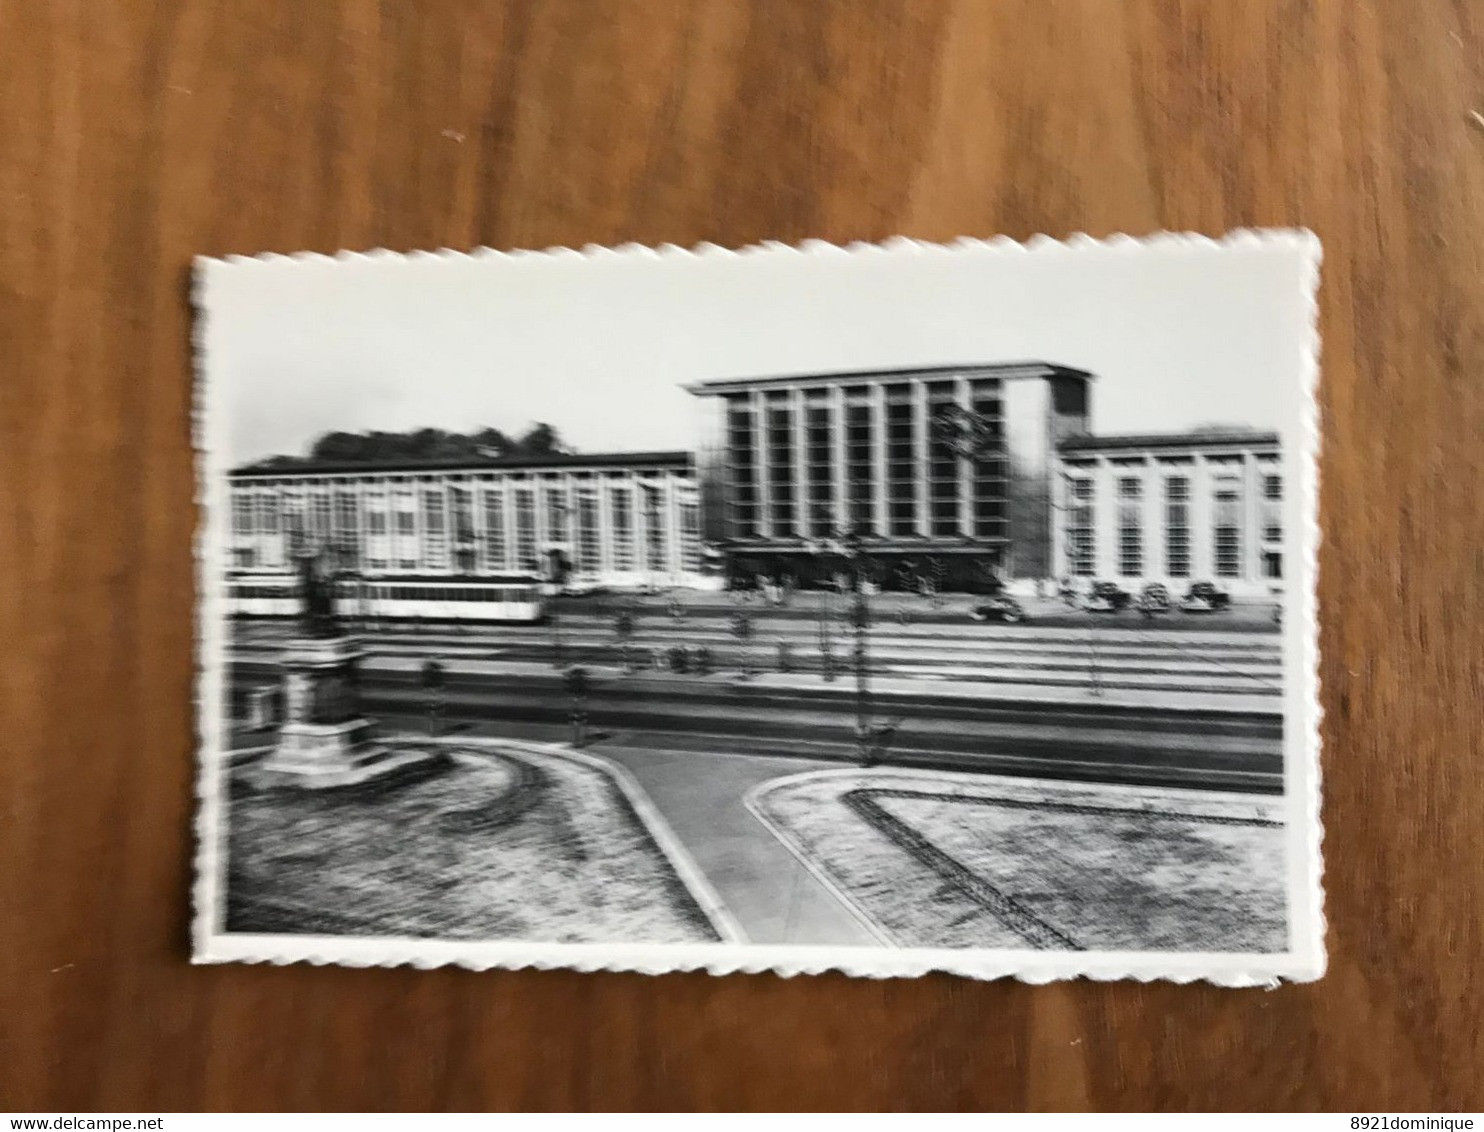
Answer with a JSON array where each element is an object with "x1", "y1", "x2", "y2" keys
[
  {"x1": 255, "y1": 423, "x2": 579, "y2": 469},
  {"x1": 513, "y1": 422, "x2": 567, "y2": 456},
  {"x1": 472, "y1": 426, "x2": 513, "y2": 455}
]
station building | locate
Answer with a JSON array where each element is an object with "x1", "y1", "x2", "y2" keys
[
  {"x1": 687, "y1": 362, "x2": 1093, "y2": 592},
  {"x1": 1053, "y1": 430, "x2": 1284, "y2": 598},
  {"x1": 226, "y1": 361, "x2": 1284, "y2": 599},
  {"x1": 226, "y1": 451, "x2": 707, "y2": 589}
]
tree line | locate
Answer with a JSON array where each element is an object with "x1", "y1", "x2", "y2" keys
[{"x1": 247, "y1": 423, "x2": 570, "y2": 468}]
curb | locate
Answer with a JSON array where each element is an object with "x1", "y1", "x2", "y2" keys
[
  {"x1": 742, "y1": 783, "x2": 897, "y2": 949},
  {"x1": 426, "y1": 736, "x2": 747, "y2": 946}
]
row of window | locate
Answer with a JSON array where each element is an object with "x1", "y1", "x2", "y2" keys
[
  {"x1": 722, "y1": 380, "x2": 1006, "y2": 541},
  {"x1": 1065, "y1": 472, "x2": 1282, "y2": 579},
  {"x1": 230, "y1": 583, "x2": 539, "y2": 603},
  {"x1": 231, "y1": 483, "x2": 701, "y2": 575}
]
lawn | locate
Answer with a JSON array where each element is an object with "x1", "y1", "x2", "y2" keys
[
  {"x1": 225, "y1": 743, "x2": 722, "y2": 944},
  {"x1": 750, "y1": 770, "x2": 1287, "y2": 952}
]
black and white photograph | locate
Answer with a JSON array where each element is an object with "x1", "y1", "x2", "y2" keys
[{"x1": 192, "y1": 233, "x2": 1323, "y2": 983}]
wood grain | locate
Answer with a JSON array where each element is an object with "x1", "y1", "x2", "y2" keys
[{"x1": 2, "y1": 0, "x2": 1482, "y2": 1112}]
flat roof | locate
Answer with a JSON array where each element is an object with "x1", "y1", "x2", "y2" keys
[
  {"x1": 687, "y1": 361, "x2": 1093, "y2": 397},
  {"x1": 1059, "y1": 430, "x2": 1280, "y2": 453},
  {"x1": 230, "y1": 449, "x2": 693, "y2": 478}
]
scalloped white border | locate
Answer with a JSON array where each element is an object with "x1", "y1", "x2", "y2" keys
[{"x1": 191, "y1": 229, "x2": 1325, "y2": 985}]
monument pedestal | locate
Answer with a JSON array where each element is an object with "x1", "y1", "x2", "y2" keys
[{"x1": 258, "y1": 635, "x2": 433, "y2": 789}]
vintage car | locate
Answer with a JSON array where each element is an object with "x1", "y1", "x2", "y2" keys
[
  {"x1": 1083, "y1": 581, "x2": 1132, "y2": 612},
  {"x1": 1180, "y1": 581, "x2": 1233, "y2": 612},
  {"x1": 1138, "y1": 582, "x2": 1173, "y2": 616},
  {"x1": 969, "y1": 595, "x2": 1028, "y2": 624}
]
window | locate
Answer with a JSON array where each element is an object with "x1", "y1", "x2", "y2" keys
[
  {"x1": 1213, "y1": 474, "x2": 1243, "y2": 578},
  {"x1": 885, "y1": 384, "x2": 916, "y2": 536},
  {"x1": 805, "y1": 390, "x2": 833, "y2": 535},
  {"x1": 1165, "y1": 477, "x2": 1191, "y2": 578},
  {"x1": 394, "y1": 490, "x2": 417, "y2": 569},
  {"x1": 363, "y1": 491, "x2": 387, "y2": 571},
  {"x1": 575, "y1": 487, "x2": 600, "y2": 573},
  {"x1": 642, "y1": 484, "x2": 667, "y2": 572},
  {"x1": 259, "y1": 493, "x2": 279, "y2": 535},
  {"x1": 1065, "y1": 477, "x2": 1094, "y2": 576},
  {"x1": 334, "y1": 491, "x2": 357, "y2": 537},
  {"x1": 449, "y1": 486, "x2": 475, "y2": 558},
  {"x1": 422, "y1": 488, "x2": 447, "y2": 569},
  {"x1": 1262, "y1": 473, "x2": 1283, "y2": 542},
  {"x1": 1117, "y1": 477, "x2": 1143, "y2": 577},
  {"x1": 844, "y1": 390, "x2": 875, "y2": 536},
  {"x1": 544, "y1": 482, "x2": 569, "y2": 545},
  {"x1": 312, "y1": 493, "x2": 332, "y2": 540},
  {"x1": 970, "y1": 378, "x2": 1006, "y2": 540},
  {"x1": 765, "y1": 393, "x2": 795, "y2": 537},
  {"x1": 1263, "y1": 551, "x2": 1283, "y2": 580},
  {"x1": 514, "y1": 487, "x2": 537, "y2": 571},
  {"x1": 483, "y1": 489, "x2": 507, "y2": 571},
  {"x1": 609, "y1": 485, "x2": 633, "y2": 571},
  {"x1": 232, "y1": 495, "x2": 254, "y2": 536},
  {"x1": 926, "y1": 381, "x2": 960, "y2": 537},
  {"x1": 679, "y1": 492, "x2": 701, "y2": 572},
  {"x1": 725, "y1": 396, "x2": 757, "y2": 538}
]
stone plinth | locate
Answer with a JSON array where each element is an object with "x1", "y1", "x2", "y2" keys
[{"x1": 258, "y1": 635, "x2": 432, "y2": 789}]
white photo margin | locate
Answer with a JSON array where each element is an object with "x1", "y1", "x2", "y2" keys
[{"x1": 191, "y1": 230, "x2": 1325, "y2": 985}]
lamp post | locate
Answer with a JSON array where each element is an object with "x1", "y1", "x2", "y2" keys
[
  {"x1": 808, "y1": 539, "x2": 837, "y2": 682},
  {"x1": 844, "y1": 532, "x2": 881, "y2": 765},
  {"x1": 544, "y1": 547, "x2": 569, "y2": 669}
]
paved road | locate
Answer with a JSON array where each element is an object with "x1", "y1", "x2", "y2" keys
[
  {"x1": 324, "y1": 713, "x2": 876, "y2": 946},
  {"x1": 596, "y1": 743, "x2": 879, "y2": 946}
]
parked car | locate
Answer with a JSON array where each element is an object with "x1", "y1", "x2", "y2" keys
[
  {"x1": 1180, "y1": 581, "x2": 1232, "y2": 612},
  {"x1": 1138, "y1": 582, "x2": 1172, "y2": 617},
  {"x1": 1083, "y1": 581, "x2": 1132, "y2": 612},
  {"x1": 970, "y1": 595, "x2": 1027, "y2": 624}
]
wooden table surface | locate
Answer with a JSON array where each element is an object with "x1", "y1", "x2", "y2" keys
[{"x1": 3, "y1": 0, "x2": 1481, "y2": 1113}]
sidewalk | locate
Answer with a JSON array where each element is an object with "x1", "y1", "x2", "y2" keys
[{"x1": 587, "y1": 742, "x2": 881, "y2": 946}]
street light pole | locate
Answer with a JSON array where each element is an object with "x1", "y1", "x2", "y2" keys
[{"x1": 845, "y1": 532, "x2": 876, "y2": 766}]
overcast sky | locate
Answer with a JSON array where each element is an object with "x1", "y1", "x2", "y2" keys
[{"x1": 202, "y1": 237, "x2": 1315, "y2": 465}]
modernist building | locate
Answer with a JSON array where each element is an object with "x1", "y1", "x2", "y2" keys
[
  {"x1": 226, "y1": 451, "x2": 707, "y2": 588},
  {"x1": 227, "y1": 362, "x2": 1283, "y2": 598},
  {"x1": 687, "y1": 362, "x2": 1093, "y2": 592},
  {"x1": 1052, "y1": 430, "x2": 1284, "y2": 597}
]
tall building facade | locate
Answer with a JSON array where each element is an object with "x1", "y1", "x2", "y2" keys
[
  {"x1": 688, "y1": 363, "x2": 1093, "y2": 591},
  {"x1": 1052, "y1": 431, "x2": 1284, "y2": 597},
  {"x1": 226, "y1": 451, "x2": 706, "y2": 588}
]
